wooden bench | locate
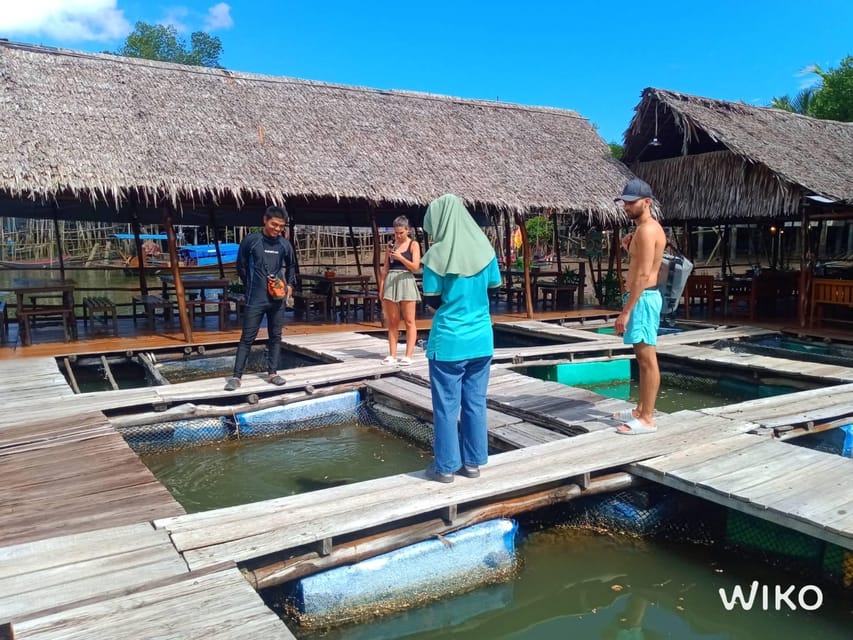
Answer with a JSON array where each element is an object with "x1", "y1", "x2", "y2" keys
[
  {"x1": 16, "y1": 306, "x2": 76, "y2": 346},
  {"x1": 132, "y1": 295, "x2": 174, "y2": 327},
  {"x1": 337, "y1": 290, "x2": 382, "y2": 322},
  {"x1": 186, "y1": 297, "x2": 230, "y2": 330},
  {"x1": 82, "y1": 296, "x2": 118, "y2": 335},
  {"x1": 293, "y1": 291, "x2": 329, "y2": 320},
  {"x1": 0, "y1": 300, "x2": 6, "y2": 342}
]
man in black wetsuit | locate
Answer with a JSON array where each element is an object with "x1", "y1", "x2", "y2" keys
[{"x1": 224, "y1": 206, "x2": 296, "y2": 391}]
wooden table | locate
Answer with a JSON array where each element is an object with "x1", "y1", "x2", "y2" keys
[
  {"x1": 159, "y1": 274, "x2": 230, "y2": 301},
  {"x1": 299, "y1": 274, "x2": 372, "y2": 319},
  {"x1": 9, "y1": 278, "x2": 77, "y2": 345}
]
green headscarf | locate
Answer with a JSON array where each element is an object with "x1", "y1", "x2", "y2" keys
[{"x1": 421, "y1": 194, "x2": 495, "y2": 277}]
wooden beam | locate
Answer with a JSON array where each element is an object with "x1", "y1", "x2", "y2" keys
[{"x1": 163, "y1": 206, "x2": 192, "y2": 343}]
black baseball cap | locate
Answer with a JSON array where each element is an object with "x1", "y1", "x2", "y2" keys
[{"x1": 615, "y1": 178, "x2": 655, "y2": 202}]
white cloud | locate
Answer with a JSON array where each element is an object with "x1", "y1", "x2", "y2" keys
[
  {"x1": 0, "y1": 0, "x2": 131, "y2": 42},
  {"x1": 161, "y1": 5, "x2": 190, "y2": 33},
  {"x1": 204, "y1": 3, "x2": 233, "y2": 31}
]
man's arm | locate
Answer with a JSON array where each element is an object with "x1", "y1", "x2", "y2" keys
[{"x1": 236, "y1": 236, "x2": 252, "y2": 285}]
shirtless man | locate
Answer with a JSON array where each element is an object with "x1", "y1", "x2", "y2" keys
[{"x1": 613, "y1": 178, "x2": 667, "y2": 434}]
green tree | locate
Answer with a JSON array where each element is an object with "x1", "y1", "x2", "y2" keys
[
  {"x1": 770, "y1": 57, "x2": 853, "y2": 122},
  {"x1": 111, "y1": 22, "x2": 223, "y2": 68},
  {"x1": 608, "y1": 142, "x2": 623, "y2": 160},
  {"x1": 809, "y1": 56, "x2": 853, "y2": 121}
]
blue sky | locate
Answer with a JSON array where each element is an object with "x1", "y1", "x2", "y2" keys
[{"x1": 3, "y1": 1, "x2": 852, "y2": 143}]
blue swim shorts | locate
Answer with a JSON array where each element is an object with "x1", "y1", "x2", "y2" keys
[{"x1": 622, "y1": 289, "x2": 662, "y2": 346}]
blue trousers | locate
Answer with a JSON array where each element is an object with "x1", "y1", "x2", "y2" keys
[
  {"x1": 232, "y1": 300, "x2": 285, "y2": 377},
  {"x1": 428, "y1": 356, "x2": 492, "y2": 473}
]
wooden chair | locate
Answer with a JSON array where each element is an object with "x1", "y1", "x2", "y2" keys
[
  {"x1": 682, "y1": 275, "x2": 716, "y2": 319},
  {"x1": 186, "y1": 297, "x2": 229, "y2": 330},
  {"x1": 132, "y1": 295, "x2": 174, "y2": 327},
  {"x1": 726, "y1": 279, "x2": 756, "y2": 320},
  {"x1": 82, "y1": 296, "x2": 118, "y2": 335},
  {"x1": 16, "y1": 306, "x2": 76, "y2": 346}
]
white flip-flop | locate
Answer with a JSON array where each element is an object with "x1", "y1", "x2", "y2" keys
[
  {"x1": 381, "y1": 356, "x2": 397, "y2": 365},
  {"x1": 612, "y1": 408, "x2": 637, "y2": 422},
  {"x1": 398, "y1": 356, "x2": 413, "y2": 366},
  {"x1": 615, "y1": 418, "x2": 657, "y2": 435}
]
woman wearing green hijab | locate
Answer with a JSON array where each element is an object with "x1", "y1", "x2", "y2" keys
[{"x1": 421, "y1": 194, "x2": 502, "y2": 483}]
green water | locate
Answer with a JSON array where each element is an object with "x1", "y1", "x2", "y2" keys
[
  {"x1": 523, "y1": 364, "x2": 800, "y2": 413},
  {"x1": 296, "y1": 528, "x2": 852, "y2": 640},
  {"x1": 142, "y1": 422, "x2": 430, "y2": 513}
]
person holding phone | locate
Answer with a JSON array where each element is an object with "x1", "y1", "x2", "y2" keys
[{"x1": 379, "y1": 216, "x2": 421, "y2": 366}]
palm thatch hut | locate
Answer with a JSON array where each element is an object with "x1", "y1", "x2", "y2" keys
[
  {"x1": 622, "y1": 87, "x2": 853, "y2": 325},
  {"x1": 0, "y1": 39, "x2": 632, "y2": 333},
  {"x1": 0, "y1": 40, "x2": 630, "y2": 226},
  {"x1": 622, "y1": 88, "x2": 853, "y2": 222}
]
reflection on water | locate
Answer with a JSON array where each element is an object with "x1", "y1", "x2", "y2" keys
[
  {"x1": 305, "y1": 528, "x2": 852, "y2": 640},
  {"x1": 142, "y1": 422, "x2": 429, "y2": 513}
]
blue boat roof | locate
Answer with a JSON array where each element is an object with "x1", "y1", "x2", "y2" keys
[{"x1": 111, "y1": 233, "x2": 175, "y2": 240}]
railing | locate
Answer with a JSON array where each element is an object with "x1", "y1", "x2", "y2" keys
[{"x1": 810, "y1": 278, "x2": 853, "y2": 326}]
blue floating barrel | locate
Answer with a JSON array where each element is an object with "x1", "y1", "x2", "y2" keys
[
  {"x1": 295, "y1": 518, "x2": 518, "y2": 621},
  {"x1": 235, "y1": 390, "x2": 360, "y2": 436}
]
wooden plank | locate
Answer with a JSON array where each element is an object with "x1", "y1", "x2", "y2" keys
[
  {"x1": 12, "y1": 567, "x2": 295, "y2": 640},
  {"x1": 0, "y1": 524, "x2": 188, "y2": 623},
  {"x1": 156, "y1": 415, "x2": 755, "y2": 567}
]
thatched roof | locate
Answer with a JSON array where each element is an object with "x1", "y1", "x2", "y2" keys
[
  {"x1": 0, "y1": 40, "x2": 631, "y2": 225},
  {"x1": 622, "y1": 88, "x2": 853, "y2": 221}
]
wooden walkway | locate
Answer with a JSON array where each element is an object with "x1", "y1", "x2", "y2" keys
[
  {"x1": 2, "y1": 326, "x2": 852, "y2": 637},
  {"x1": 1, "y1": 523, "x2": 293, "y2": 639}
]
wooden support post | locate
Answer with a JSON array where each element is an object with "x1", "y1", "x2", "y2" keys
[
  {"x1": 346, "y1": 211, "x2": 362, "y2": 276},
  {"x1": 552, "y1": 210, "x2": 562, "y2": 273},
  {"x1": 440, "y1": 504, "x2": 457, "y2": 525},
  {"x1": 799, "y1": 207, "x2": 811, "y2": 328},
  {"x1": 208, "y1": 206, "x2": 225, "y2": 279},
  {"x1": 503, "y1": 212, "x2": 513, "y2": 288},
  {"x1": 316, "y1": 537, "x2": 333, "y2": 557},
  {"x1": 52, "y1": 204, "x2": 66, "y2": 280},
  {"x1": 515, "y1": 212, "x2": 534, "y2": 318},
  {"x1": 163, "y1": 205, "x2": 192, "y2": 343},
  {"x1": 130, "y1": 211, "x2": 149, "y2": 296},
  {"x1": 369, "y1": 206, "x2": 382, "y2": 293}
]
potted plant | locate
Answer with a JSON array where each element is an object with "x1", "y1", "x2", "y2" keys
[
  {"x1": 556, "y1": 267, "x2": 579, "y2": 287},
  {"x1": 551, "y1": 267, "x2": 579, "y2": 309}
]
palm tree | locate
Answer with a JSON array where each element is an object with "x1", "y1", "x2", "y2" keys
[{"x1": 770, "y1": 87, "x2": 816, "y2": 115}]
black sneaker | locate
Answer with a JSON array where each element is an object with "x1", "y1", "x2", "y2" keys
[
  {"x1": 458, "y1": 465, "x2": 480, "y2": 478},
  {"x1": 224, "y1": 377, "x2": 241, "y2": 391},
  {"x1": 425, "y1": 464, "x2": 454, "y2": 484}
]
